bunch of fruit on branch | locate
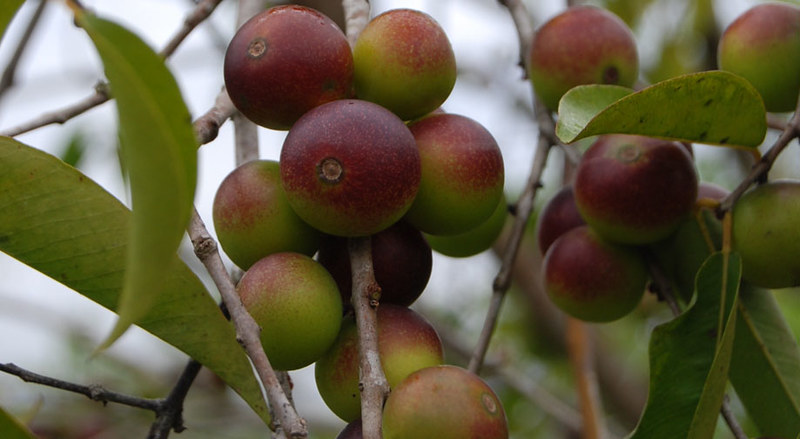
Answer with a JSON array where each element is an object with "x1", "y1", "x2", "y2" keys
[
  {"x1": 533, "y1": 3, "x2": 800, "y2": 323},
  {"x1": 216, "y1": 2, "x2": 800, "y2": 437},
  {"x1": 219, "y1": 5, "x2": 507, "y2": 438}
]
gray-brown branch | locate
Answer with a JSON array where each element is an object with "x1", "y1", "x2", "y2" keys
[{"x1": 348, "y1": 236, "x2": 390, "y2": 439}]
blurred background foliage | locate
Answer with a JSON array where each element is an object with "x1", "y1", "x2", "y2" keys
[{"x1": 1, "y1": 0, "x2": 799, "y2": 438}]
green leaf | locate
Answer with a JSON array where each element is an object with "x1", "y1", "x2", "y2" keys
[
  {"x1": 0, "y1": 0, "x2": 24, "y2": 43},
  {"x1": 0, "y1": 406, "x2": 35, "y2": 439},
  {"x1": 628, "y1": 252, "x2": 741, "y2": 439},
  {"x1": 0, "y1": 137, "x2": 269, "y2": 425},
  {"x1": 556, "y1": 71, "x2": 767, "y2": 147},
  {"x1": 730, "y1": 283, "x2": 800, "y2": 437},
  {"x1": 73, "y1": 11, "x2": 198, "y2": 348}
]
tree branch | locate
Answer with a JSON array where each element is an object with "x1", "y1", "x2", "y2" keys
[
  {"x1": 193, "y1": 86, "x2": 236, "y2": 145},
  {"x1": 0, "y1": 0, "x2": 48, "y2": 100},
  {"x1": 147, "y1": 359, "x2": 203, "y2": 439},
  {"x1": 717, "y1": 97, "x2": 800, "y2": 215},
  {"x1": 233, "y1": 112, "x2": 259, "y2": 165},
  {"x1": 187, "y1": 210, "x2": 307, "y2": 438},
  {"x1": 158, "y1": 0, "x2": 225, "y2": 58},
  {"x1": 0, "y1": 359, "x2": 203, "y2": 439},
  {"x1": 468, "y1": 98, "x2": 555, "y2": 373},
  {"x1": 468, "y1": 0, "x2": 551, "y2": 375},
  {"x1": 566, "y1": 318, "x2": 608, "y2": 439},
  {"x1": 343, "y1": 0, "x2": 370, "y2": 48},
  {"x1": 0, "y1": 362, "x2": 161, "y2": 411},
  {"x1": 1, "y1": 0, "x2": 226, "y2": 137},
  {"x1": 433, "y1": 319, "x2": 583, "y2": 434},
  {"x1": 347, "y1": 236, "x2": 390, "y2": 439}
]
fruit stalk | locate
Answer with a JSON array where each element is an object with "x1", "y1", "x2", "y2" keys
[
  {"x1": 347, "y1": 236, "x2": 390, "y2": 439},
  {"x1": 187, "y1": 208, "x2": 307, "y2": 439}
]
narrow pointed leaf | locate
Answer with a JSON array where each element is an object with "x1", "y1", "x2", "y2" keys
[
  {"x1": 73, "y1": 11, "x2": 198, "y2": 348},
  {"x1": 0, "y1": 0, "x2": 24, "y2": 43},
  {"x1": 629, "y1": 252, "x2": 741, "y2": 439},
  {"x1": 0, "y1": 137, "x2": 269, "y2": 425},
  {"x1": 0, "y1": 406, "x2": 36, "y2": 439},
  {"x1": 687, "y1": 254, "x2": 740, "y2": 438},
  {"x1": 730, "y1": 283, "x2": 800, "y2": 437},
  {"x1": 556, "y1": 71, "x2": 766, "y2": 147}
]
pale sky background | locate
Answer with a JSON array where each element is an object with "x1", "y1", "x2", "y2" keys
[{"x1": 0, "y1": 0, "x2": 765, "y2": 435}]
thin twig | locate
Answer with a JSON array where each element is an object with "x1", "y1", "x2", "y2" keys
[
  {"x1": 497, "y1": 0, "x2": 533, "y2": 69},
  {"x1": 433, "y1": 320, "x2": 583, "y2": 434},
  {"x1": 193, "y1": 87, "x2": 236, "y2": 145},
  {"x1": 1, "y1": 0, "x2": 227, "y2": 137},
  {"x1": 233, "y1": 112, "x2": 259, "y2": 165},
  {"x1": 468, "y1": 0, "x2": 552, "y2": 375},
  {"x1": 566, "y1": 318, "x2": 608, "y2": 439},
  {"x1": 229, "y1": 0, "x2": 264, "y2": 167},
  {"x1": 0, "y1": 362, "x2": 161, "y2": 411},
  {"x1": 720, "y1": 395, "x2": 748, "y2": 439},
  {"x1": 0, "y1": 83, "x2": 111, "y2": 137},
  {"x1": 147, "y1": 359, "x2": 203, "y2": 439},
  {"x1": 717, "y1": 98, "x2": 800, "y2": 215},
  {"x1": 348, "y1": 236, "x2": 390, "y2": 439},
  {"x1": 187, "y1": 210, "x2": 307, "y2": 439},
  {"x1": 468, "y1": 99, "x2": 555, "y2": 374},
  {"x1": 0, "y1": 0, "x2": 48, "y2": 100},
  {"x1": 158, "y1": 0, "x2": 224, "y2": 58}
]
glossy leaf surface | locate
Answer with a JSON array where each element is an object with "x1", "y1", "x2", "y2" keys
[
  {"x1": 557, "y1": 71, "x2": 766, "y2": 147},
  {"x1": 74, "y1": 11, "x2": 198, "y2": 347},
  {"x1": 0, "y1": 137, "x2": 269, "y2": 425}
]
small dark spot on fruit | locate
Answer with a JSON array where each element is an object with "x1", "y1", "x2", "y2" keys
[
  {"x1": 247, "y1": 38, "x2": 267, "y2": 59},
  {"x1": 602, "y1": 66, "x2": 619, "y2": 84},
  {"x1": 720, "y1": 137, "x2": 729, "y2": 144},
  {"x1": 323, "y1": 78, "x2": 337, "y2": 91},
  {"x1": 699, "y1": 131, "x2": 708, "y2": 140},
  {"x1": 639, "y1": 117, "x2": 644, "y2": 124},
  {"x1": 704, "y1": 99, "x2": 713, "y2": 107}
]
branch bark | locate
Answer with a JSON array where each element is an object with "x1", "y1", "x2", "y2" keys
[
  {"x1": 0, "y1": 360, "x2": 203, "y2": 439},
  {"x1": 0, "y1": 0, "x2": 227, "y2": 137},
  {"x1": 468, "y1": 0, "x2": 553, "y2": 375},
  {"x1": 0, "y1": 0, "x2": 48, "y2": 100},
  {"x1": 187, "y1": 210, "x2": 307, "y2": 438},
  {"x1": 348, "y1": 236, "x2": 390, "y2": 439},
  {"x1": 193, "y1": 87, "x2": 236, "y2": 145},
  {"x1": 343, "y1": 0, "x2": 370, "y2": 47},
  {"x1": 468, "y1": 99, "x2": 555, "y2": 374},
  {"x1": 566, "y1": 318, "x2": 608, "y2": 439},
  {"x1": 717, "y1": 95, "x2": 800, "y2": 215}
]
